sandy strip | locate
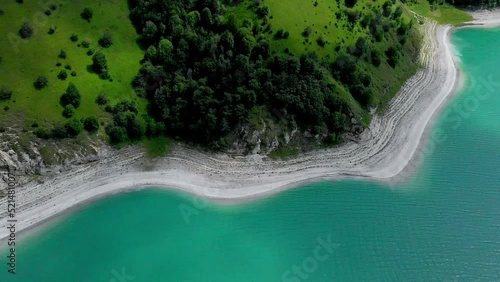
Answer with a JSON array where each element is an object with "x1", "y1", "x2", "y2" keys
[{"x1": 1, "y1": 11, "x2": 500, "y2": 241}]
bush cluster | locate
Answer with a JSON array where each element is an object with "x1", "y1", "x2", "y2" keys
[
  {"x1": 129, "y1": 0, "x2": 351, "y2": 147},
  {"x1": 105, "y1": 101, "x2": 147, "y2": 143},
  {"x1": 0, "y1": 86, "x2": 13, "y2": 100}
]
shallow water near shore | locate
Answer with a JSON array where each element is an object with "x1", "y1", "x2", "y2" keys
[{"x1": 2, "y1": 28, "x2": 500, "y2": 281}]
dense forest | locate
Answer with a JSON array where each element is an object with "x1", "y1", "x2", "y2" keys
[{"x1": 129, "y1": 0, "x2": 418, "y2": 149}]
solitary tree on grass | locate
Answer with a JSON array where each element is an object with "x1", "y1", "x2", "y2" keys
[
  {"x1": 98, "y1": 32, "x2": 113, "y2": 48},
  {"x1": 81, "y1": 8, "x2": 93, "y2": 21},
  {"x1": 34, "y1": 75, "x2": 48, "y2": 89},
  {"x1": 0, "y1": 86, "x2": 13, "y2": 100},
  {"x1": 19, "y1": 21, "x2": 34, "y2": 39}
]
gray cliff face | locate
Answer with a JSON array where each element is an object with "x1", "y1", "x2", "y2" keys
[
  {"x1": 0, "y1": 126, "x2": 102, "y2": 181},
  {"x1": 0, "y1": 115, "x2": 364, "y2": 191}
]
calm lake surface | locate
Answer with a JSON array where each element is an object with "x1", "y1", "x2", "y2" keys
[{"x1": 1, "y1": 28, "x2": 500, "y2": 281}]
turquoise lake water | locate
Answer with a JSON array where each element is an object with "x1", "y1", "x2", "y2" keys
[{"x1": 1, "y1": 28, "x2": 500, "y2": 281}]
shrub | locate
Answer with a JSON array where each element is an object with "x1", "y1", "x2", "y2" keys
[
  {"x1": 51, "y1": 123, "x2": 68, "y2": 138},
  {"x1": 60, "y1": 83, "x2": 81, "y2": 108},
  {"x1": 56, "y1": 62, "x2": 62, "y2": 67},
  {"x1": 99, "y1": 72, "x2": 110, "y2": 80},
  {"x1": 44, "y1": 9, "x2": 52, "y2": 16},
  {"x1": 302, "y1": 27, "x2": 312, "y2": 37},
  {"x1": 58, "y1": 70, "x2": 67, "y2": 80},
  {"x1": 394, "y1": 6, "x2": 403, "y2": 18},
  {"x1": 62, "y1": 104, "x2": 75, "y2": 118},
  {"x1": 345, "y1": 0, "x2": 357, "y2": 8},
  {"x1": 70, "y1": 34, "x2": 78, "y2": 42},
  {"x1": 48, "y1": 26, "x2": 57, "y2": 35},
  {"x1": 59, "y1": 50, "x2": 67, "y2": 59},
  {"x1": 347, "y1": 10, "x2": 361, "y2": 24},
  {"x1": 19, "y1": 21, "x2": 34, "y2": 39},
  {"x1": 98, "y1": 32, "x2": 113, "y2": 48},
  {"x1": 81, "y1": 8, "x2": 93, "y2": 21},
  {"x1": 65, "y1": 119, "x2": 83, "y2": 137},
  {"x1": 112, "y1": 100, "x2": 138, "y2": 114},
  {"x1": 316, "y1": 36, "x2": 326, "y2": 47},
  {"x1": 87, "y1": 49, "x2": 95, "y2": 56},
  {"x1": 386, "y1": 46, "x2": 399, "y2": 68},
  {"x1": 81, "y1": 39, "x2": 91, "y2": 48},
  {"x1": 0, "y1": 86, "x2": 13, "y2": 100},
  {"x1": 3, "y1": 106, "x2": 9, "y2": 111},
  {"x1": 127, "y1": 117, "x2": 146, "y2": 140},
  {"x1": 34, "y1": 75, "x2": 48, "y2": 89},
  {"x1": 371, "y1": 50, "x2": 382, "y2": 67},
  {"x1": 16, "y1": 0, "x2": 24, "y2": 3},
  {"x1": 106, "y1": 125, "x2": 127, "y2": 143},
  {"x1": 275, "y1": 29, "x2": 284, "y2": 39},
  {"x1": 0, "y1": 9, "x2": 4, "y2": 16},
  {"x1": 84, "y1": 116, "x2": 99, "y2": 132},
  {"x1": 96, "y1": 92, "x2": 107, "y2": 105},
  {"x1": 31, "y1": 122, "x2": 38, "y2": 128},
  {"x1": 71, "y1": 71, "x2": 77, "y2": 77},
  {"x1": 65, "y1": 64, "x2": 72, "y2": 70},
  {"x1": 49, "y1": 4, "x2": 57, "y2": 10},
  {"x1": 34, "y1": 128, "x2": 49, "y2": 139},
  {"x1": 92, "y1": 51, "x2": 108, "y2": 74},
  {"x1": 256, "y1": 5, "x2": 270, "y2": 18}
]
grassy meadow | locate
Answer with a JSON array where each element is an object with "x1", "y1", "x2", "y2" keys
[
  {"x1": 407, "y1": 0, "x2": 473, "y2": 26},
  {"x1": 0, "y1": 0, "x2": 145, "y2": 130}
]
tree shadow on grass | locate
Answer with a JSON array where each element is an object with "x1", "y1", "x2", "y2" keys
[{"x1": 86, "y1": 64, "x2": 97, "y2": 75}]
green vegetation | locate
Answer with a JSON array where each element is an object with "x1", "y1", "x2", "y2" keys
[
  {"x1": 0, "y1": 0, "x2": 145, "y2": 134},
  {"x1": 60, "y1": 83, "x2": 81, "y2": 108},
  {"x1": 19, "y1": 21, "x2": 34, "y2": 39},
  {"x1": 440, "y1": 0, "x2": 500, "y2": 9},
  {"x1": 92, "y1": 51, "x2": 109, "y2": 79},
  {"x1": 268, "y1": 147, "x2": 300, "y2": 160},
  {"x1": 0, "y1": 86, "x2": 12, "y2": 101},
  {"x1": 407, "y1": 0, "x2": 473, "y2": 26},
  {"x1": 34, "y1": 75, "x2": 48, "y2": 90},
  {"x1": 129, "y1": 0, "x2": 422, "y2": 148},
  {"x1": 96, "y1": 92, "x2": 108, "y2": 105},
  {"x1": 83, "y1": 116, "x2": 99, "y2": 132},
  {"x1": 0, "y1": 0, "x2": 480, "y2": 155},
  {"x1": 58, "y1": 70, "x2": 68, "y2": 80},
  {"x1": 81, "y1": 8, "x2": 93, "y2": 22},
  {"x1": 98, "y1": 32, "x2": 113, "y2": 48},
  {"x1": 104, "y1": 101, "x2": 151, "y2": 144},
  {"x1": 62, "y1": 104, "x2": 75, "y2": 118},
  {"x1": 144, "y1": 136, "x2": 173, "y2": 158}
]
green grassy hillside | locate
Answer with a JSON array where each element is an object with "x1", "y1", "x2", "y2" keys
[
  {"x1": 0, "y1": 0, "x2": 145, "y2": 130},
  {"x1": 407, "y1": 0, "x2": 472, "y2": 26},
  {"x1": 0, "y1": 0, "x2": 475, "y2": 158}
]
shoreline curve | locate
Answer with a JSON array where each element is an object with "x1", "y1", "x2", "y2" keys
[{"x1": 1, "y1": 11, "x2": 500, "y2": 241}]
